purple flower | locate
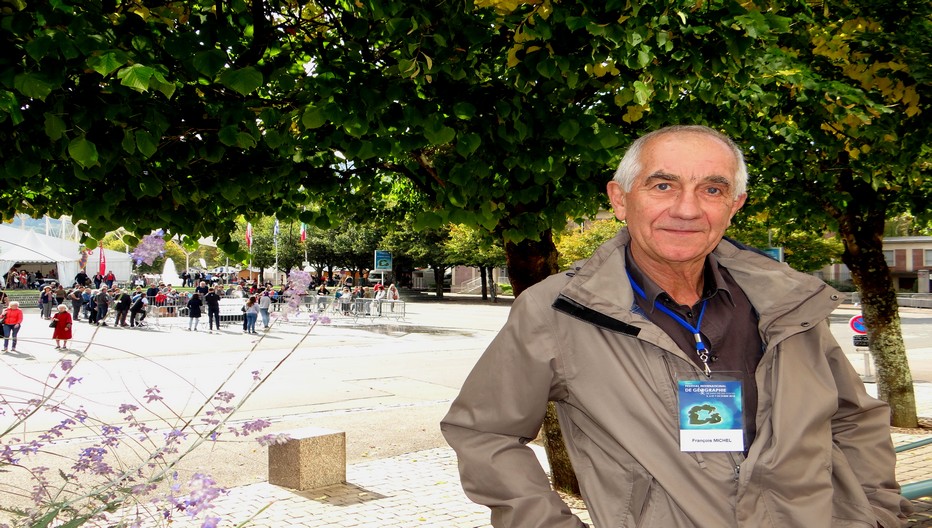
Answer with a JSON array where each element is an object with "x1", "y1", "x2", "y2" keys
[
  {"x1": 145, "y1": 386, "x2": 163, "y2": 403},
  {"x1": 213, "y1": 391, "x2": 235, "y2": 403},
  {"x1": 164, "y1": 473, "x2": 226, "y2": 519},
  {"x1": 227, "y1": 418, "x2": 272, "y2": 437},
  {"x1": 131, "y1": 231, "x2": 167, "y2": 266},
  {"x1": 164, "y1": 429, "x2": 187, "y2": 445},
  {"x1": 72, "y1": 446, "x2": 114, "y2": 475}
]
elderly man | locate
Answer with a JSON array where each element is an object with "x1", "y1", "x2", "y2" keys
[{"x1": 441, "y1": 125, "x2": 910, "y2": 527}]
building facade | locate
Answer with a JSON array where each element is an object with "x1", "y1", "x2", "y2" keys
[{"x1": 818, "y1": 236, "x2": 932, "y2": 293}]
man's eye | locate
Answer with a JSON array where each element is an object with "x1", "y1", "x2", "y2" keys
[{"x1": 655, "y1": 183, "x2": 671, "y2": 191}]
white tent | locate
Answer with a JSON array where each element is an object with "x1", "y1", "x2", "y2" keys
[
  {"x1": 0, "y1": 229, "x2": 76, "y2": 284},
  {"x1": 0, "y1": 225, "x2": 134, "y2": 286}
]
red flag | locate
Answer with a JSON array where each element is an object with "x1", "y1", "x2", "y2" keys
[
  {"x1": 300, "y1": 222, "x2": 307, "y2": 242},
  {"x1": 245, "y1": 222, "x2": 253, "y2": 249},
  {"x1": 98, "y1": 243, "x2": 106, "y2": 275}
]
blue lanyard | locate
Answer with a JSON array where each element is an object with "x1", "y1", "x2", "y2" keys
[{"x1": 627, "y1": 271, "x2": 712, "y2": 376}]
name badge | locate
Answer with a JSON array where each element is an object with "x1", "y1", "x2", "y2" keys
[{"x1": 677, "y1": 379, "x2": 745, "y2": 452}]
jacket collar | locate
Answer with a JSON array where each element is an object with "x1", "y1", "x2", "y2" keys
[{"x1": 554, "y1": 228, "x2": 841, "y2": 334}]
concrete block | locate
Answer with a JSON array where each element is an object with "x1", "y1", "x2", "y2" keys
[{"x1": 268, "y1": 427, "x2": 346, "y2": 490}]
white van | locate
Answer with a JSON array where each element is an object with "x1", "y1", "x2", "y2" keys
[{"x1": 367, "y1": 270, "x2": 392, "y2": 285}]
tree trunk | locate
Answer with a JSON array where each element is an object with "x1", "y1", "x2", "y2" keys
[
  {"x1": 504, "y1": 230, "x2": 580, "y2": 495},
  {"x1": 480, "y1": 265, "x2": 489, "y2": 301},
  {"x1": 839, "y1": 225, "x2": 918, "y2": 427},
  {"x1": 432, "y1": 266, "x2": 444, "y2": 299},
  {"x1": 488, "y1": 266, "x2": 498, "y2": 303}
]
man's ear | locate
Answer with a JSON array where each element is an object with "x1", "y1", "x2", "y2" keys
[
  {"x1": 730, "y1": 193, "x2": 748, "y2": 219},
  {"x1": 606, "y1": 181, "x2": 627, "y2": 222}
]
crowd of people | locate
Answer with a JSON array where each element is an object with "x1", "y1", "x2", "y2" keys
[
  {"x1": 3, "y1": 267, "x2": 58, "y2": 290},
  {"x1": 1, "y1": 268, "x2": 404, "y2": 353}
]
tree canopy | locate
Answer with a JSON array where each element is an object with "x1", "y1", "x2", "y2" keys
[{"x1": 3, "y1": 0, "x2": 929, "y2": 447}]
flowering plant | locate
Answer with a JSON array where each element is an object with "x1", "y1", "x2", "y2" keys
[
  {"x1": 130, "y1": 230, "x2": 167, "y2": 266},
  {"x1": 0, "y1": 313, "x2": 327, "y2": 527},
  {"x1": 272, "y1": 269, "x2": 330, "y2": 326}
]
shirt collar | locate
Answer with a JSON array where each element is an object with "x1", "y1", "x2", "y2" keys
[{"x1": 625, "y1": 247, "x2": 735, "y2": 312}]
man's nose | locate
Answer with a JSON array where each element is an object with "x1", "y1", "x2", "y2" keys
[{"x1": 668, "y1": 190, "x2": 703, "y2": 218}]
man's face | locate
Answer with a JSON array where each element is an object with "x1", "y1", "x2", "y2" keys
[{"x1": 607, "y1": 132, "x2": 746, "y2": 271}]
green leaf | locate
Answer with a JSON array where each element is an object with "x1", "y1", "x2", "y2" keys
[
  {"x1": 121, "y1": 129, "x2": 136, "y2": 154},
  {"x1": 219, "y1": 67, "x2": 263, "y2": 96},
  {"x1": 235, "y1": 132, "x2": 257, "y2": 149},
  {"x1": 301, "y1": 107, "x2": 326, "y2": 129},
  {"x1": 137, "y1": 173, "x2": 162, "y2": 197},
  {"x1": 424, "y1": 125, "x2": 455, "y2": 145},
  {"x1": 413, "y1": 211, "x2": 443, "y2": 230},
  {"x1": 117, "y1": 64, "x2": 154, "y2": 92},
  {"x1": 455, "y1": 133, "x2": 481, "y2": 157},
  {"x1": 633, "y1": 81, "x2": 652, "y2": 105},
  {"x1": 263, "y1": 129, "x2": 285, "y2": 149},
  {"x1": 453, "y1": 102, "x2": 476, "y2": 119},
  {"x1": 87, "y1": 50, "x2": 129, "y2": 77},
  {"x1": 0, "y1": 91, "x2": 24, "y2": 125},
  {"x1": 192, "y1": 49, "x2": 227, "y2": 77},
  {"x1": 44, "y1": 113, "x2": 67, "y2": 140},
  {"x1": 637, "y1": 48, "x2": 651, "y2": 68},
  {"x1": 150, "y1": 71, "x2": 176, "y2": 98},
  {"x1": 68, "y1": 136, "x2": 98, "y2": 168},
  {"x1": 24, "y1": 35, "x2": 55, "y2": 62},
  {"x1": 220, "y1": 183, "x2": 241, "y2": 201},
  {"x1": 135, "y1": 130, "x2": 158, "y2": 158},
  {"x1": 558, "y1": 120, "x2": 580, "y2": 141},
  {"x1": 218, "y1": 125, "x2": 239, "y2": 147},
  {"x1": 14, "y1": 72, "x2": 55, "y2": 100}
]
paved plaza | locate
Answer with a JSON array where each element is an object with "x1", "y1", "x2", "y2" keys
[{"x1": 1, "y1": 294, "x2": 930, "y2": 527}]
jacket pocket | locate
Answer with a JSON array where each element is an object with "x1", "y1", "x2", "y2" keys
[{"x1": 564, "y1": 417, "x2": 657, "y2": 528}]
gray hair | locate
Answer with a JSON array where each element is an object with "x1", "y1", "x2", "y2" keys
[{"x1": 612, "y1": 125, "x2": 748, "y2": 198}]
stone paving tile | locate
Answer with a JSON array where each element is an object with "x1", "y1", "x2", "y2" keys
[
  {"x1": 185, "y1": 439, "x2": 926, "y2": 528},
  {"x1": 104, "y1": 390, "x2": 931, "y2": 528},
  {"x1": 91, "y1": 431, "x2": 929, "y2": 528}
]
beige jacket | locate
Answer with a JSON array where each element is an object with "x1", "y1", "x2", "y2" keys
[{"x1": 441, "y1": 229, "x2": 910, "y2": 527}]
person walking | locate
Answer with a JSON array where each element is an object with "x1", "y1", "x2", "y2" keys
[
  {"x1": 186, "y1": 293, "x2": 203, "y2": 331},
  {"x1": 39, "y1": 285, "x2": 54, "y2": 319},
  {"x1": 243, "y1": 296, "x2": 259, "y2": 334},
  {"x1": 95, "y1": 287, "x2": 111, "y2": 326},
  {"x1": 386, "y1": 283, "x2": 400, "y2": 313},
  {"x1": 1, "y1": 300, "x2": 24, "y2": 353},
  {"x1": 51, "y1": 304, "x2": 73, "y2": 350},
  {"x1": 441, "y1": 125, "x2": 910, "y2": 528},
  {"x1": 205, "y1": 286, "x2": 222, "y2": 333},
  {"x1": 55, "y1": 284, "x2": 67, "y2": 307},
  {"x1": 68, "y1": 286, "x2": 83, "y2": 321},
  {"x1": 258, "y1": 290, "x2": 272, "y2": 330},
  {"x1": 113, "y1": 288, "x2": 132, "y2": 327}
]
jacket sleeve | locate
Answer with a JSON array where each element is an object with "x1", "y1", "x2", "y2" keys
[
  {"x1": 440, "y1": 289, "x2": 586, "y2": 528},
  {"x1": 825, "y1": 324, "x2": 912, "y2": 527}
]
